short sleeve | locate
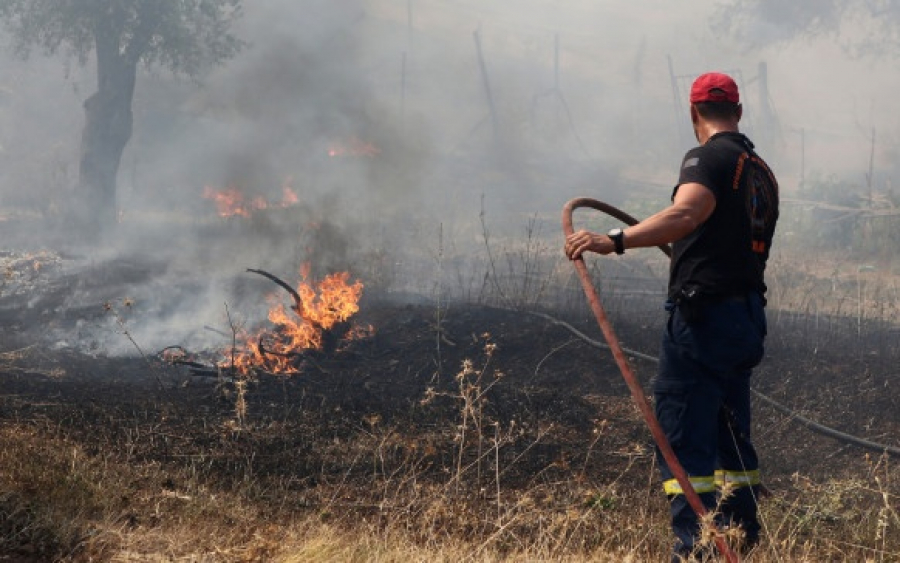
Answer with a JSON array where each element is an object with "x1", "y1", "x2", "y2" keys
[{"x1": 674, "y1": 146, "x2": 718, "y2": 199}]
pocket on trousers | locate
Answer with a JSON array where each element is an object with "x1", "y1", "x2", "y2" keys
[
  {"x1": 690, "y1": 300, "x2": 764, "y2": 373},
  {"x1": 654, "y1": 379, "x2": 691, "y2": 448}
]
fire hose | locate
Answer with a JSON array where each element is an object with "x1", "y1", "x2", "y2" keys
[
  {"x1": 562, "y1": 197, "x2": 740, "y2": 563},
  {"x1": 561, "y1": 198, "x2": 900, "y2": 453}
]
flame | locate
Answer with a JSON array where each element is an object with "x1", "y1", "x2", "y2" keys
[
  {"x1": 281, "y1": 185, "x2": 299, "y2": 206},
  {"x1": 203, "y1": 184, "x2": 300, "y2": 218},
  {"x1": 327, "y1": 136, "x2": 380, "y2": 158},
  {"x1": 220, "y1": 270, "x2": 369, "y2": 375},
  {"x1": 203, "y1": 186, "x2": 253, "y2": 217},
  {"x1": 161, "y1": 347, "x2": 186, "y2": 364}
]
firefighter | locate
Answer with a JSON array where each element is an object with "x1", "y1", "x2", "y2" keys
[{"x1": 564, "y1": 72, "x2": 779, "y2": 561}]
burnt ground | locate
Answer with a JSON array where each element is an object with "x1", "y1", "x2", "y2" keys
[
  {"x1": 3, "y1": 297, "x2": 891, "y2": 482},
  {"x1": 1, "y1": 248, "x2": 899, "y2": 559}
]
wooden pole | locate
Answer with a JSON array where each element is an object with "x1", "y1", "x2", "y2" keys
[
  {"x1": 758, "y1": 62, "x2": 771, "y2": 125},
  {"x1": 867, "y1": 128, "x2": 875, "y2": 201},
  {"x1": 668, "y1": 55, "x2": 686, "y2": 147},
  {"x1": 473, "y1": 29, "x2": 498, "y2": 142},
  {"x1": 554, "y1": 32, "x2": 560, "y2": 90},
  {"x1": 401, "y1": 51, "x2": 407, "y2": 120},
  {"x1": 407, "y1": 0, "x2": 413, "y2": 45},
  {"x1": 800, "y1": 128, "x2": 805, "y2": 189}
]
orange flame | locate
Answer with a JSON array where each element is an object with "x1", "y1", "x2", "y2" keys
[
  {"x1": 327, "y1": 136, "x2": 380, "y2": 158},
  {"x1": 281, "y1": 185, "x2": 299, "y2": 206},
  {"x1": 220, "y1": 270, "x2": 370, "y2": 374},
  {"x1": 203, "y1": 184, "x2": 300, "y2": 218}
]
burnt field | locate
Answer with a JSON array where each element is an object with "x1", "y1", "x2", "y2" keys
[
  {"x1": 4, "y1": 1, "x2": 900, "y2": 560},
  {"x1": 1, "y1": 229, "x2": 899, "y2": 561}
]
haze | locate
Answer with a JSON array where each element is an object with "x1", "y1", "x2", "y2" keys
[{"x1": 0, "y1": 0, "x2": 892, "y2": 353}]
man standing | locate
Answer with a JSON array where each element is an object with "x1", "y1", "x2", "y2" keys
[{"x1": 564, "y1": 72, "x2": 779, "y2": 561}]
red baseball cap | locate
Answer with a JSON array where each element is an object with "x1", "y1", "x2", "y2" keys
[{"x1": 689, "y1": 72, "x2": 739, "y2": 104}]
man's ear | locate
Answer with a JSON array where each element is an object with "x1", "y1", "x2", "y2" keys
[
  {"x1": 736, "y1": 103, "x2": 743, "y2": 122},
  {"x1": 690, "y1": 104, "x2": 699, "y2": 125}
]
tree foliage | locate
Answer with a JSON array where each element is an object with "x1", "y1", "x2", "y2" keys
[
  {"x1": 711, "y1": 0, "x2": 900, "y2": 58},
  {"x1": 0, "y1": 0, "x2": 244, "y2": 76},
  {"x1": 0, "y1": 0, "x2": 244, "y2": 237}
]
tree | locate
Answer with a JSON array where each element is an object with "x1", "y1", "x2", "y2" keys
[
  {"x1": 711, "y1": 0, "x2": 900, "y2": 58},
  {"x1": 0, "y1": 0, "x2": 244, "y2": 239}
]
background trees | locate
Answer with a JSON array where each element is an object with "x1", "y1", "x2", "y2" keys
[
  {"x1": 711, "y1": 0, "x2": 900, "y2": 58},
  {"x1": 0, "y1": 0, "x2": 244, "y2": 240}
]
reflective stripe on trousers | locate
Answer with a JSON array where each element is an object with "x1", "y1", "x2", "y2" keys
[{"x1": 663, "y1": 469, "x2": 760, "y2": 495}]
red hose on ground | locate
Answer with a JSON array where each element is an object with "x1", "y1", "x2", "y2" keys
[{"x1": 562, "y1": 197, "x2": 739, "y2": 563}]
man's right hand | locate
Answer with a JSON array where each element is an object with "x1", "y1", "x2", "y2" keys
[{"x1": 564, "y1": 230, "x2": 614, "y2": 260}]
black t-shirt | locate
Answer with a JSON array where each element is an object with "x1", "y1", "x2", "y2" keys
[{"x1": 668, "y1": 131, "x2": 779, "y2": 301}]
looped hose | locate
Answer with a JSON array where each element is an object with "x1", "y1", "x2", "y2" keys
[
  {"x1": 562, "y1": 197, "x2": 672, "y2": 258},
  {"x1": 563, "y1": 197, "x2": 738, "y2": 563}
]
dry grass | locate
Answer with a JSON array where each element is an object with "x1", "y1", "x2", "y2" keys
[
  {"x1": 2, "y1": 360, "x2": 900, "y2": 562},
  {"x1": 0, "y1": 423, "x2": 663, "y2": 562},
  {"x1": 2, "y1": 420, "x2": 900, "y2": 563}
]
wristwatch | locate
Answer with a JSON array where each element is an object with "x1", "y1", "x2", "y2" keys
[{"x1": 608, "y1": 228, "x2": 625, "y2": 255}]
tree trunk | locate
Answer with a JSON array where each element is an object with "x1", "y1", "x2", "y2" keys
[{"x1": 73, "y1": 21, "x2": 137, "y2": 241}]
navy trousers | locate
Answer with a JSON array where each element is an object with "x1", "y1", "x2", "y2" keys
[{"x1": 653, "y1": 292, "x2": 767, "y2": 558}]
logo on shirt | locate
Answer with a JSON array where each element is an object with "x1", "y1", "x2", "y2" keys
[{"x1": 682, "y1": 157, "x2": 699, "y2": 169}]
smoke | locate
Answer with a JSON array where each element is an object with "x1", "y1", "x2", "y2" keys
[{"x1": 1, "y1": 0, "x2": 899, "y2": 354}]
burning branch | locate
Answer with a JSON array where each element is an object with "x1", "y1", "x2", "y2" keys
[
  {"x1": 257, "y1": 336, "x2": 303, "y2": 361},
  {"x1": 246, "y1": 268, "x2": 307, "y2": 319},
  {"x1": 163, "y1": 269, "x2": 367, "y2": 377}
]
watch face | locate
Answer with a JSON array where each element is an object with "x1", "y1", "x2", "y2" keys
[{"x1": 608, "y1": 228, "x2": 624, "y2": 254}]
